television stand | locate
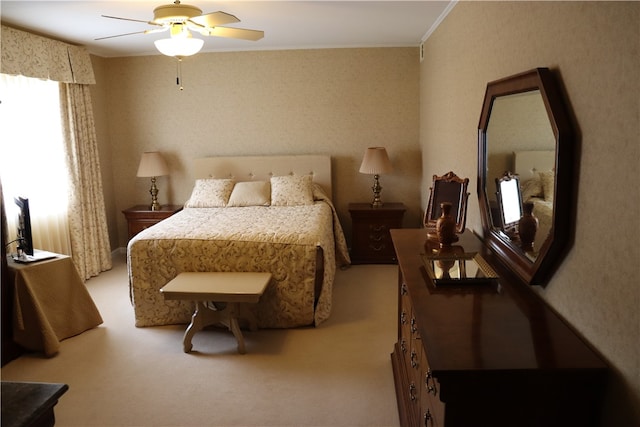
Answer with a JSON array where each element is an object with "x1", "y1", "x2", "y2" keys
[
  {"x1": 6, "y1": 254, "x2": 103, "y2": 356},
  {"x1": 11, "y1": 249, "x2": 58, "y2": 264}
]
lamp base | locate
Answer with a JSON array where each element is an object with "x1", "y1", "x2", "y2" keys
[
  {"x1": 370, "y1": 174, "x2": 384, "y2": 208},
  {"x1": 149, "y1": 177, "x2": 161, "y2": 211}
]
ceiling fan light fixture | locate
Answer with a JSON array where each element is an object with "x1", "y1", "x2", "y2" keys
[
  {"x1": 153, "y1": 2, "x2": 202, "y2": 23},
  {"x1": 154, "y1": 36, "x2": 203, "y2": 57},
  {"x1": 98, "y1": 1, "x2": 263, "y2": 59}
]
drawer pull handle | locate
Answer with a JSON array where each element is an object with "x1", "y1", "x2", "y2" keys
[
  {"x1": 401, "y1": 339, "x2": 407, "y2": 354},
  {"x1": 401, "y1": 310, "x2": 407, "y2": 325},
  {"x1": 411, "y1": 317, "x2": 418, "y2": 334},
  {"x1": 409, "y1": 383, "x2": 417, "y2": 402},
  {"x1": 370, "y1": 225, "x2": 387, "y2": 232},
  {"x1": 424, "y1": 409, "x2": 432, "y2": 426},
  {"x1": 401, "y1": 283, "x2": 408, "y2": 295},
  {"x1": 369, "y1": 234, "x2": 385, "y2": 242},
  {"x1": 411, "y1": 350, "x2": 419, "y2": 369},
  {"x1": 368, "y1": 243, "x2": 386, "y2": 251},
  {"x1": 425, "y1": 369, "x2": 438, "y2": 396}
]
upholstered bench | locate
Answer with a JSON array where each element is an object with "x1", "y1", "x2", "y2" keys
[{"x1": 160, "y1": 272, "x2": 271, "y2": 354}]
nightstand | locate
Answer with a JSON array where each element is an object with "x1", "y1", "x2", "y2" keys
[
  {"x1": 122, "y1": 204, "x2": 183, "y2": 241},
  {"x1": 348, "y1": 202, "x2": 405, "y2": 264}
]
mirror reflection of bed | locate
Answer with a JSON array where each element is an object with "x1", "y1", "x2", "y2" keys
[
  {"x1": 494, "y1": 150, "x2": 555, "y2": 257},
  {"x1": 514, "y1": 150, "x2": 555, "y2": 255}
]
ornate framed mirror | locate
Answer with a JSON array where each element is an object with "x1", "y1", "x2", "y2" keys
[
  {"x1": 477, "y1": 68, "x2": 575, "y2": 286},
  {"x1": 424, "y1": 171, "x2": 470, "y2": 234}
]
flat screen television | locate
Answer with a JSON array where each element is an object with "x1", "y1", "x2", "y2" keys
[{"x1": 14, "y1": 197, "x2": 34, "y2": 256}]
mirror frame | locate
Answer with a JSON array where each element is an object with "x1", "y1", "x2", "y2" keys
[
  {"x1": 495, "y1": 171, "x2": 522, "y2": 235},
  {"x1": 477, "y1": 68, "x2": 575, "y2": 286},
  {"x1": 424, "y1": 171, "x2": 470, "y2": 234}
]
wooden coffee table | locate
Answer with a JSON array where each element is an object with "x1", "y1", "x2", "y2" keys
[{"x1": 160, "y1": 272, "x2": 271, "y2": 354}]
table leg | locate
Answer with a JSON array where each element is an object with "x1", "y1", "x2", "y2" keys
[
  {"x1": 227, "y1": 303, "x2": 246, "y2": 354},
  {"x1": 183, "y1": 301, "x2": 247, "y2": 354},
  {"x1": 183, "y1": 301, "x2": 208, "y2": 353}
]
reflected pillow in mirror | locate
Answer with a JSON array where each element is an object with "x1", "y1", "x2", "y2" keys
[
  {"x1": 227, "y1": 181, "x2": 271, "y2": 207},
  {"x1": 185, "y1": 178, "x2": 235, "y2": 208},
  {"x1": 521, "y1": 177, "x2": 544, "y2": 201},
  {"x1": 271, "y1": 174, "x2": 314, "y2": 206},
  {"x1": 539, "y1": 170, "x2": 555, "y2": 202}
]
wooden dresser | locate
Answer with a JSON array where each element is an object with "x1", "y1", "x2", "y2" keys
[
  {"x1": 1, "y1": 381, "x2": 68, "y2": 427},
  {"x1": 390, "y1": 229, "x2": 608, "y2": 427}
]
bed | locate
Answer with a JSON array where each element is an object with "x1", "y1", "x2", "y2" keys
[
  {"x1": 514, "y1": 150, "x2": 555, "y2": 252},
  {"x1": 127, "y1": 155, "x2": 350, "y2": 329}
]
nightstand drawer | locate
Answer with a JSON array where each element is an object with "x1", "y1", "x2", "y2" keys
[
  {"x1": 348, "y1": 202, "x2": 405, "y2": 264},
  {"x1": 122, "y1": 204, "x2": 182, "y2": 241},
  {"x1": 127, "y1": 218, "x2": 163, "y2": 237}
]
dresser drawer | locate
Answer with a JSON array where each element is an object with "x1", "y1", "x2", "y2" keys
[{"x1": 421, "y1": 364, "x2": 444, "y2": 427}]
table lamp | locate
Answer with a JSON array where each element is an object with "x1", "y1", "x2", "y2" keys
[
  {"x1": 359, "y1": 147, "x2": 393, "y2": 208},
  {"x1": 137, "y1": 152, "x2": 169, "y2": 211}
]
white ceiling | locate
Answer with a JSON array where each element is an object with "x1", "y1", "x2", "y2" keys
[{"x1": 0, "y1": 1, "x2": 454, "y2": 58}]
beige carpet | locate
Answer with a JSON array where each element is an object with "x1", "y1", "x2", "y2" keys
[{"x1": 1, "y1": 251, "x2": 401, "y2": 427}]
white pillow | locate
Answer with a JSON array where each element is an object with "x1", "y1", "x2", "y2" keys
[
  {"x1": 227, "y1": 181, "x2": 271, "y2": 207},
  {"x1": 184, "y1": 179, "x2": 235, "y2": 208},
  {"x1": 521, "y1": 177, "x2": 543, "y2": 201},
  {"x1": 539, "y1": 170, "x2": 555, "y2": 203},
  {"x1": 270, "y1": 174, "x2": 314, "y2": 206}
]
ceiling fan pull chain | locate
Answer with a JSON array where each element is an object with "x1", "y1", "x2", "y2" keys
[{"x1": 176, "y1": 57, "x2": 184, "y2": 91}]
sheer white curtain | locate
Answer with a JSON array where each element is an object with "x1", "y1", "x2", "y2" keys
[{"x1": 0, "y1": 74, "x2": 72, "y2": 255}]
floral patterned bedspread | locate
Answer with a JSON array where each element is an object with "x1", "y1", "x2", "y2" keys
[
  {"x1": 127, "y1": 199, "x2": 350, "y2": 328},
  {"x1": 530, "y1": 197, "x2": 553, "y2": 252}
]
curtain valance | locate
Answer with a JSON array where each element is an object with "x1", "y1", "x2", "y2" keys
[{"x1": 1, "y1": 25, "x2": 95, "y2": 84}]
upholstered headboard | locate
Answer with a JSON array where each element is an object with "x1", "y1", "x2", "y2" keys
[
  {"x1": 193, "y1": 155, "x2": 332, "y2": 197},
  {"x1": 513, "y1": 150, "x2": 555, "y2": 181}
]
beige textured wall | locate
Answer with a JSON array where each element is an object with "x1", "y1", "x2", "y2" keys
[
  {"x1": 420, "y1": 2, "x2": 639, "y2": 425},
  {"x1": 94, "y1": 48, "x2": 422, "y2": 249}
]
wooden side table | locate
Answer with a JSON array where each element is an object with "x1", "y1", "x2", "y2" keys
[
  {"x1": 348, "y1": 202, "x2": 405, "y2": 264},
  {"x1": 122, "y1": 204, "x2": 182, "y2": 241}
]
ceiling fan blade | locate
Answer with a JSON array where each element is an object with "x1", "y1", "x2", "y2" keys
[
  {"x1": 190, "y1": 11, "x2": 240, "y2": 28},
  {"x1": 95, "y1": 27, "x2": 168, "y2": 41},
  {"x1": 101, "y1": 15, "x2": 163, "y2": 26},
  {"x1": 203, "y1": 26, "x2": 264, "y2": 41},
  {"x1": 95, "y1": 30, "x2": 149, "y2": 41}
]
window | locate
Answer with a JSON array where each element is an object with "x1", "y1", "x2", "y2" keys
[{"x1": 0, "y1": 74, "x2": 71, "y2": 253}]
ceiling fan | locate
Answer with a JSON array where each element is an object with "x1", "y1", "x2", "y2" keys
[{"x1": 96, "y1": 0, "x2": 264, "y2": 57}]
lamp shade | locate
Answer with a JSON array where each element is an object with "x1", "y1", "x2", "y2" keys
[
  {"x1": 359, "y1": 147, "x2": 393, "y2": 175},
  {"x1": 137, "y1": 152, "x2": 169, "y2": 177},
  {"x1": 154, "y1": 37, "x2": 204, "y2": 57}
]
